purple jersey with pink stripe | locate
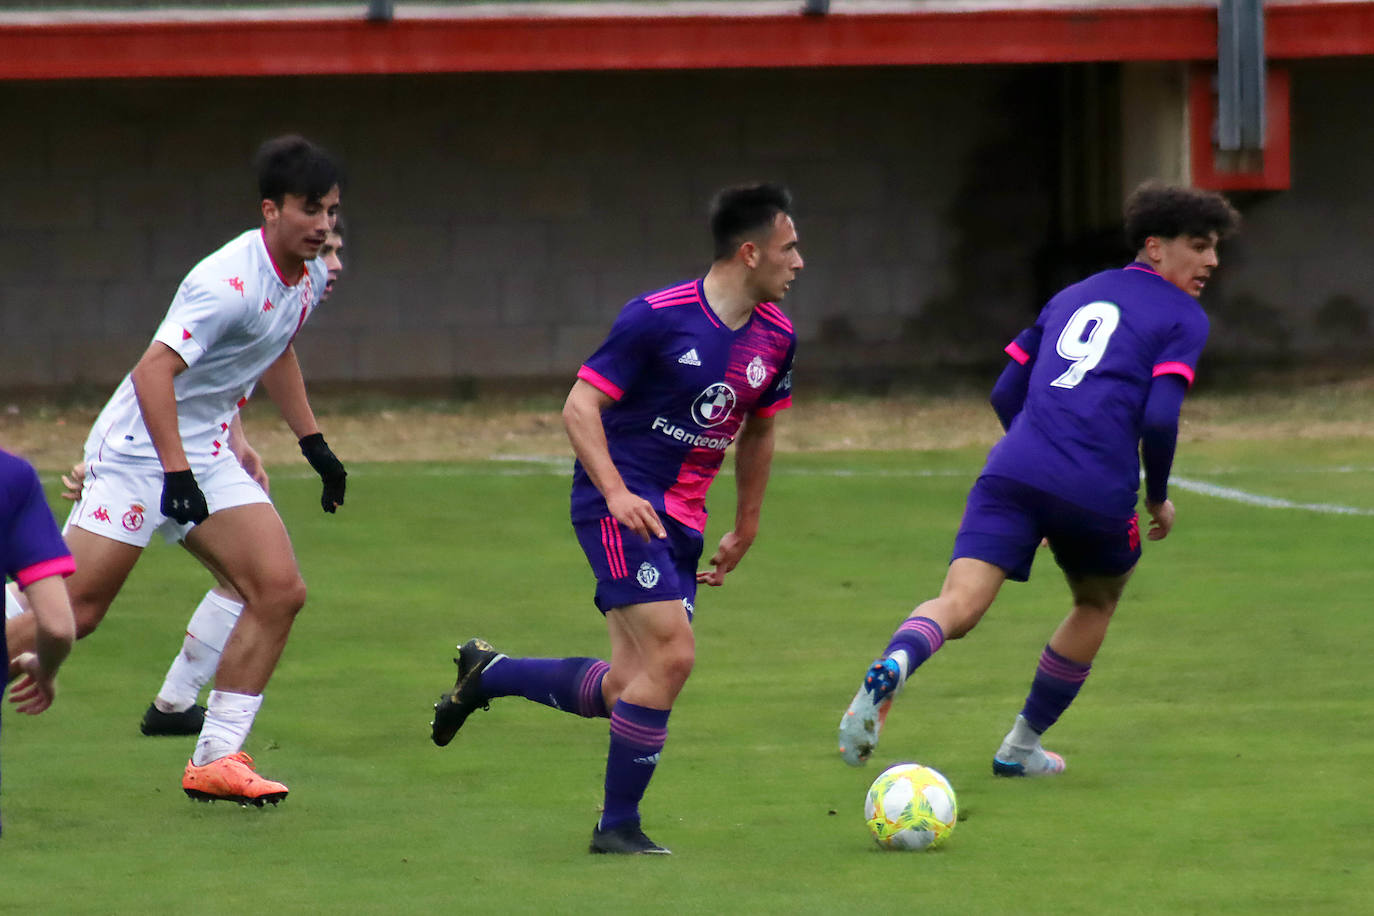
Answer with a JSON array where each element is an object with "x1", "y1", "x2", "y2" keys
[
  {"x1": 983, "y1": 264, "x2": 1208, "y2": 516},
  {"x1": 573, "y1": 278, "x2": 796, "y2": 531},
  {"x1": 1, "y1": 449, "x2": 76, "y2": 590}
]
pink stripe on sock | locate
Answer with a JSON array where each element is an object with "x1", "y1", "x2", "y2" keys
[
  {"x1": 580, "y1": 660, "x2": 610, "y2": 717},
  {"x1": 1038, "y1": 649, "x2": 1091, "y2": 683},
  {"x1": 898, "y1": 617, "x2": 945, "y2": 652},
  {"x1": 610, "y1": 714, "x2": 668, "y2": 748}
]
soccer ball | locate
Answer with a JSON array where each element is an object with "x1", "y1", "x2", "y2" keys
[{"x1": 864, "y1": 763, "x2": 958, "y2": 851}]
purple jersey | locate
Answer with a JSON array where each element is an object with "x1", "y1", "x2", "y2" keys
[
  {"x1": 1, "y1": 449, "x2": 76, "y2": 589},
  {"x1": 983, "y1": 264, "x2": 1208, "y2": 516},
  {"x1": 573, "y1": 279, "x2": 797, "y2": 531}
]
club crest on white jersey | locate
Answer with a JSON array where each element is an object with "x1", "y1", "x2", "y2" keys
[{"x1": 691, "y1": 382, "x2": 736, "y2": 428}]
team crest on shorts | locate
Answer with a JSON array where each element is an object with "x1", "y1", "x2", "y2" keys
[
  {"x1": 636, "y1": 562, "x2": 661, "y2": 589},
  {"x1": 123, "y1": 504, "x2": 145, "y2": 532},
  {"x1": 746, "y1": 355, "x2": 768, "y2": 389}
]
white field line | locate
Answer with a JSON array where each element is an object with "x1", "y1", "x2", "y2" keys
[
  {"x1": 266, "y1": 459, "x2": 1374, "y2": 515},
  {"x1": 1169, "y1": 476, "x2": 1374, "y2": 517}
]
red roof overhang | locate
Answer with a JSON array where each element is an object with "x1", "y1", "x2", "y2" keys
[{"x1": 1, "y1": 1, "x2": 1371, "y2": 81}]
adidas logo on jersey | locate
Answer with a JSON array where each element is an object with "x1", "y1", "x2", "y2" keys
[{"x1": 678, "y1": 348, "x2": 702, "y2": 366}]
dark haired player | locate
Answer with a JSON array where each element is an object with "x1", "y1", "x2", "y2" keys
[
  {"x1": 136, "y1": 220, "x2": 347, "y2": 737},
  {"x1": 4, "y1": 135, "x2": 348, "y2": 805},
  {"x1": 838, "y1": 182, "x2": 1241, "y2": 775},
  {"x1": 1, "y1": 449, "x2": 77, "y2": 836},
  {"x1": 430, "y1": 184, "x2": 801, "y2": 854}
]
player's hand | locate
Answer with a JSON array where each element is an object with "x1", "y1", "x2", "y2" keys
[
  {"x1": 60, "y1": 462, "x2": 88, "y2": 501},
  {"x1": 697, "y1": 530, "x2": 754, "y2": 587},
  {"x1": 237, "y1": 445, "x2": 271, "y2": 493},
  {"x1": 161, "y1": 469, "x2": 209, "y2": 524},
  {"x1": 1145, "y1": 498, "x2": 1175, "y2": 541},
  {"x1": 299, "y1": 433, "x2": 346, "y2": 513},
  {"x1": 8, "y1": 652, "x2": 58, "y2": 715},
  {"x1": 606, "y1": 489, "x2": 666, "y2": 542}
]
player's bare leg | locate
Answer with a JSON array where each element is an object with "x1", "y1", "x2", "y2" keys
[
  {"x1": 6, "y1": 528, "x2": 141, "y2": 679},
  {"x1": 840, "y1": 558, "x2": 1005, "y2": 766},
  {"x1": 993, "y1": 569, "x2": 1130, "y2": 777},
  {"x1": 178, "y1": 503, "x2": 303, "y2": 805},
  {"x1": 589, "y1": 599, "x2": 692, "y2": 854}
]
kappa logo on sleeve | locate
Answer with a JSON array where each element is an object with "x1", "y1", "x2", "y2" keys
[{"x1": 225, "y1": 277, "x2": 245, "y2": 296}]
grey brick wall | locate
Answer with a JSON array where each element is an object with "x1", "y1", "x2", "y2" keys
[{"x1": 1, "y1": 61, "x2": 1371, "y2": 393}]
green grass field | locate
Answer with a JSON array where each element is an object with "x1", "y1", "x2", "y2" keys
[{"x1": 2, "y1": 440, "x2": 1372, "y2": 913}]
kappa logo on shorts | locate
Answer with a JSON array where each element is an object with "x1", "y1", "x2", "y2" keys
[
  {"x1": 122, "y1": 504, "x2": 145, "y2": 532},
  {"x1": 636, "y1": 562, "x2": 660, "y2": 589},
  {"x1": 91, "y1": 506, "x2": 111, "y2": 524}
]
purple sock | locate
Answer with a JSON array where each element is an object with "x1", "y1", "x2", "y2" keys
[
  {"x1": 884, "y1": 616, "x2": 945, "y2": 672},
  {"x1": 600, "y1": 700, "x2": 670, "y2": 830},
  {"x1": 480, "y1": 657, "x2": 609, "y2": 718},
  {"x1": 1020, "y1": 645, "x2": 1092, "y2": 734}
]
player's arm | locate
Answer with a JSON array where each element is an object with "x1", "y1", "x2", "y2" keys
[
  {"x1": 131, "y1": 342, "x2": 213, "y2": 524},
  {"x1": 130, "y1": 341, "x2": 192, "y2": 472},
  {"x1": 698, "y1": 411, "x2": 776, "y2": 587},
  {"x1": 1140, "y1": 373, "x2": 1189, "y2": 540},
  {"x1": 8, "y1": 575, "x2": 75, "y2": 715},
  {"x1": 990, "y1": 336, "x2": 1037, "y2": 431},
  {"x1": 562, "y1": 379, "x2": 665, "y2": 542},
  {"x1": 260, "y1": 344, "x2": 346, "y2": 513},
  {"x1": 259, "y1": 344, "x2": 320, "y2": 439}
]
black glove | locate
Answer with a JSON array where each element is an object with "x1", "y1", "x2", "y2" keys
[
  {"x1": 161, "y1": 469, "x2": 209, "y2": 525},
  {"x1": 299, "y1": 432, "x2": 347, "y2": 513}
]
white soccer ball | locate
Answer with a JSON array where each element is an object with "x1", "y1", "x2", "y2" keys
[{"x1": 863, "y1": 762, "x2": 958, "y2": 851}]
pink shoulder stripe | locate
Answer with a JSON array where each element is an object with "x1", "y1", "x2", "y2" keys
[
  {"x1": 1153, "y1": 361, "x2": 1196, "y2": 387},
  {"x1": 1005, "y1": 341, "x2": 1031, "y2": 364},
  {"x1": 577, "y1": 365, "x2": 624, "y2": 401},
  {"x1": 649, "y1": 295, "x2": 700, "y2": 310},
  {"x1": 754, "y1": 302, "x2": 793, "y2": 333},
  {"x1": 754, "y1": 395, "x2": 793, "y2": 417},
  {"x1": 645, "y1": 282, "x2": 697, "y2": 303},
  {"x1": 15, "y1": 555, "x2": 77, "y2": 588}
]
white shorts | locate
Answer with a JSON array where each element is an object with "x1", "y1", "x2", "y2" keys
[{"x1": 65, "y1": 452, "x2": 271, "y2": 548}]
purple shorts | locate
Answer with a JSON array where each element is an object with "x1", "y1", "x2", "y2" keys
[
  {"x1": 573, "y1": 515, "x2": 702, "y2": 618},
  {"x1": 952, "y1": 475, "x2": 1141, "y2": 582}
]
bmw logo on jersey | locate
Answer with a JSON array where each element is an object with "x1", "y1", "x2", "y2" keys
[{"x1": 691, "y1": 382, "x2": 737, "y2": 428}]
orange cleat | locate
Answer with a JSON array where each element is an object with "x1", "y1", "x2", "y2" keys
[{"x1": 182, "y1": 752, "x2": 289, "y2": 807}]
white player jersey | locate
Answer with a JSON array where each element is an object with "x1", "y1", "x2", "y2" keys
[{"x1": 87, "y1": 228, "x2": 326, "y2": 464}]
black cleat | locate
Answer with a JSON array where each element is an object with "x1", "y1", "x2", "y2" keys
[
  {"x1": 431, "y1": 638, "x2": 500, "y2": 747},
  {"x1": 141, "y1": 703, "x2": 206, "y2": 736},
  {"x1": 589, "y1": 821, "x2": 672, "y2": 855}
]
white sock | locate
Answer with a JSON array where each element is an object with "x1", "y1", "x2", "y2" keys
[
  {"x1": 155, "y1": 590, "x2": 243, "y2": 713},
  {"x1": 193, "y1": 690, "x2": 263, "y2": 766},
  {"x1": 5, "y1": 583, "x2": 26, "y2": 620},
  {"x1": 888, "y1": 649, "x2": 911, "y2": 684},
  {"x1": 1004, "y1": 714, "x2": 1041, "y2": 751}
]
